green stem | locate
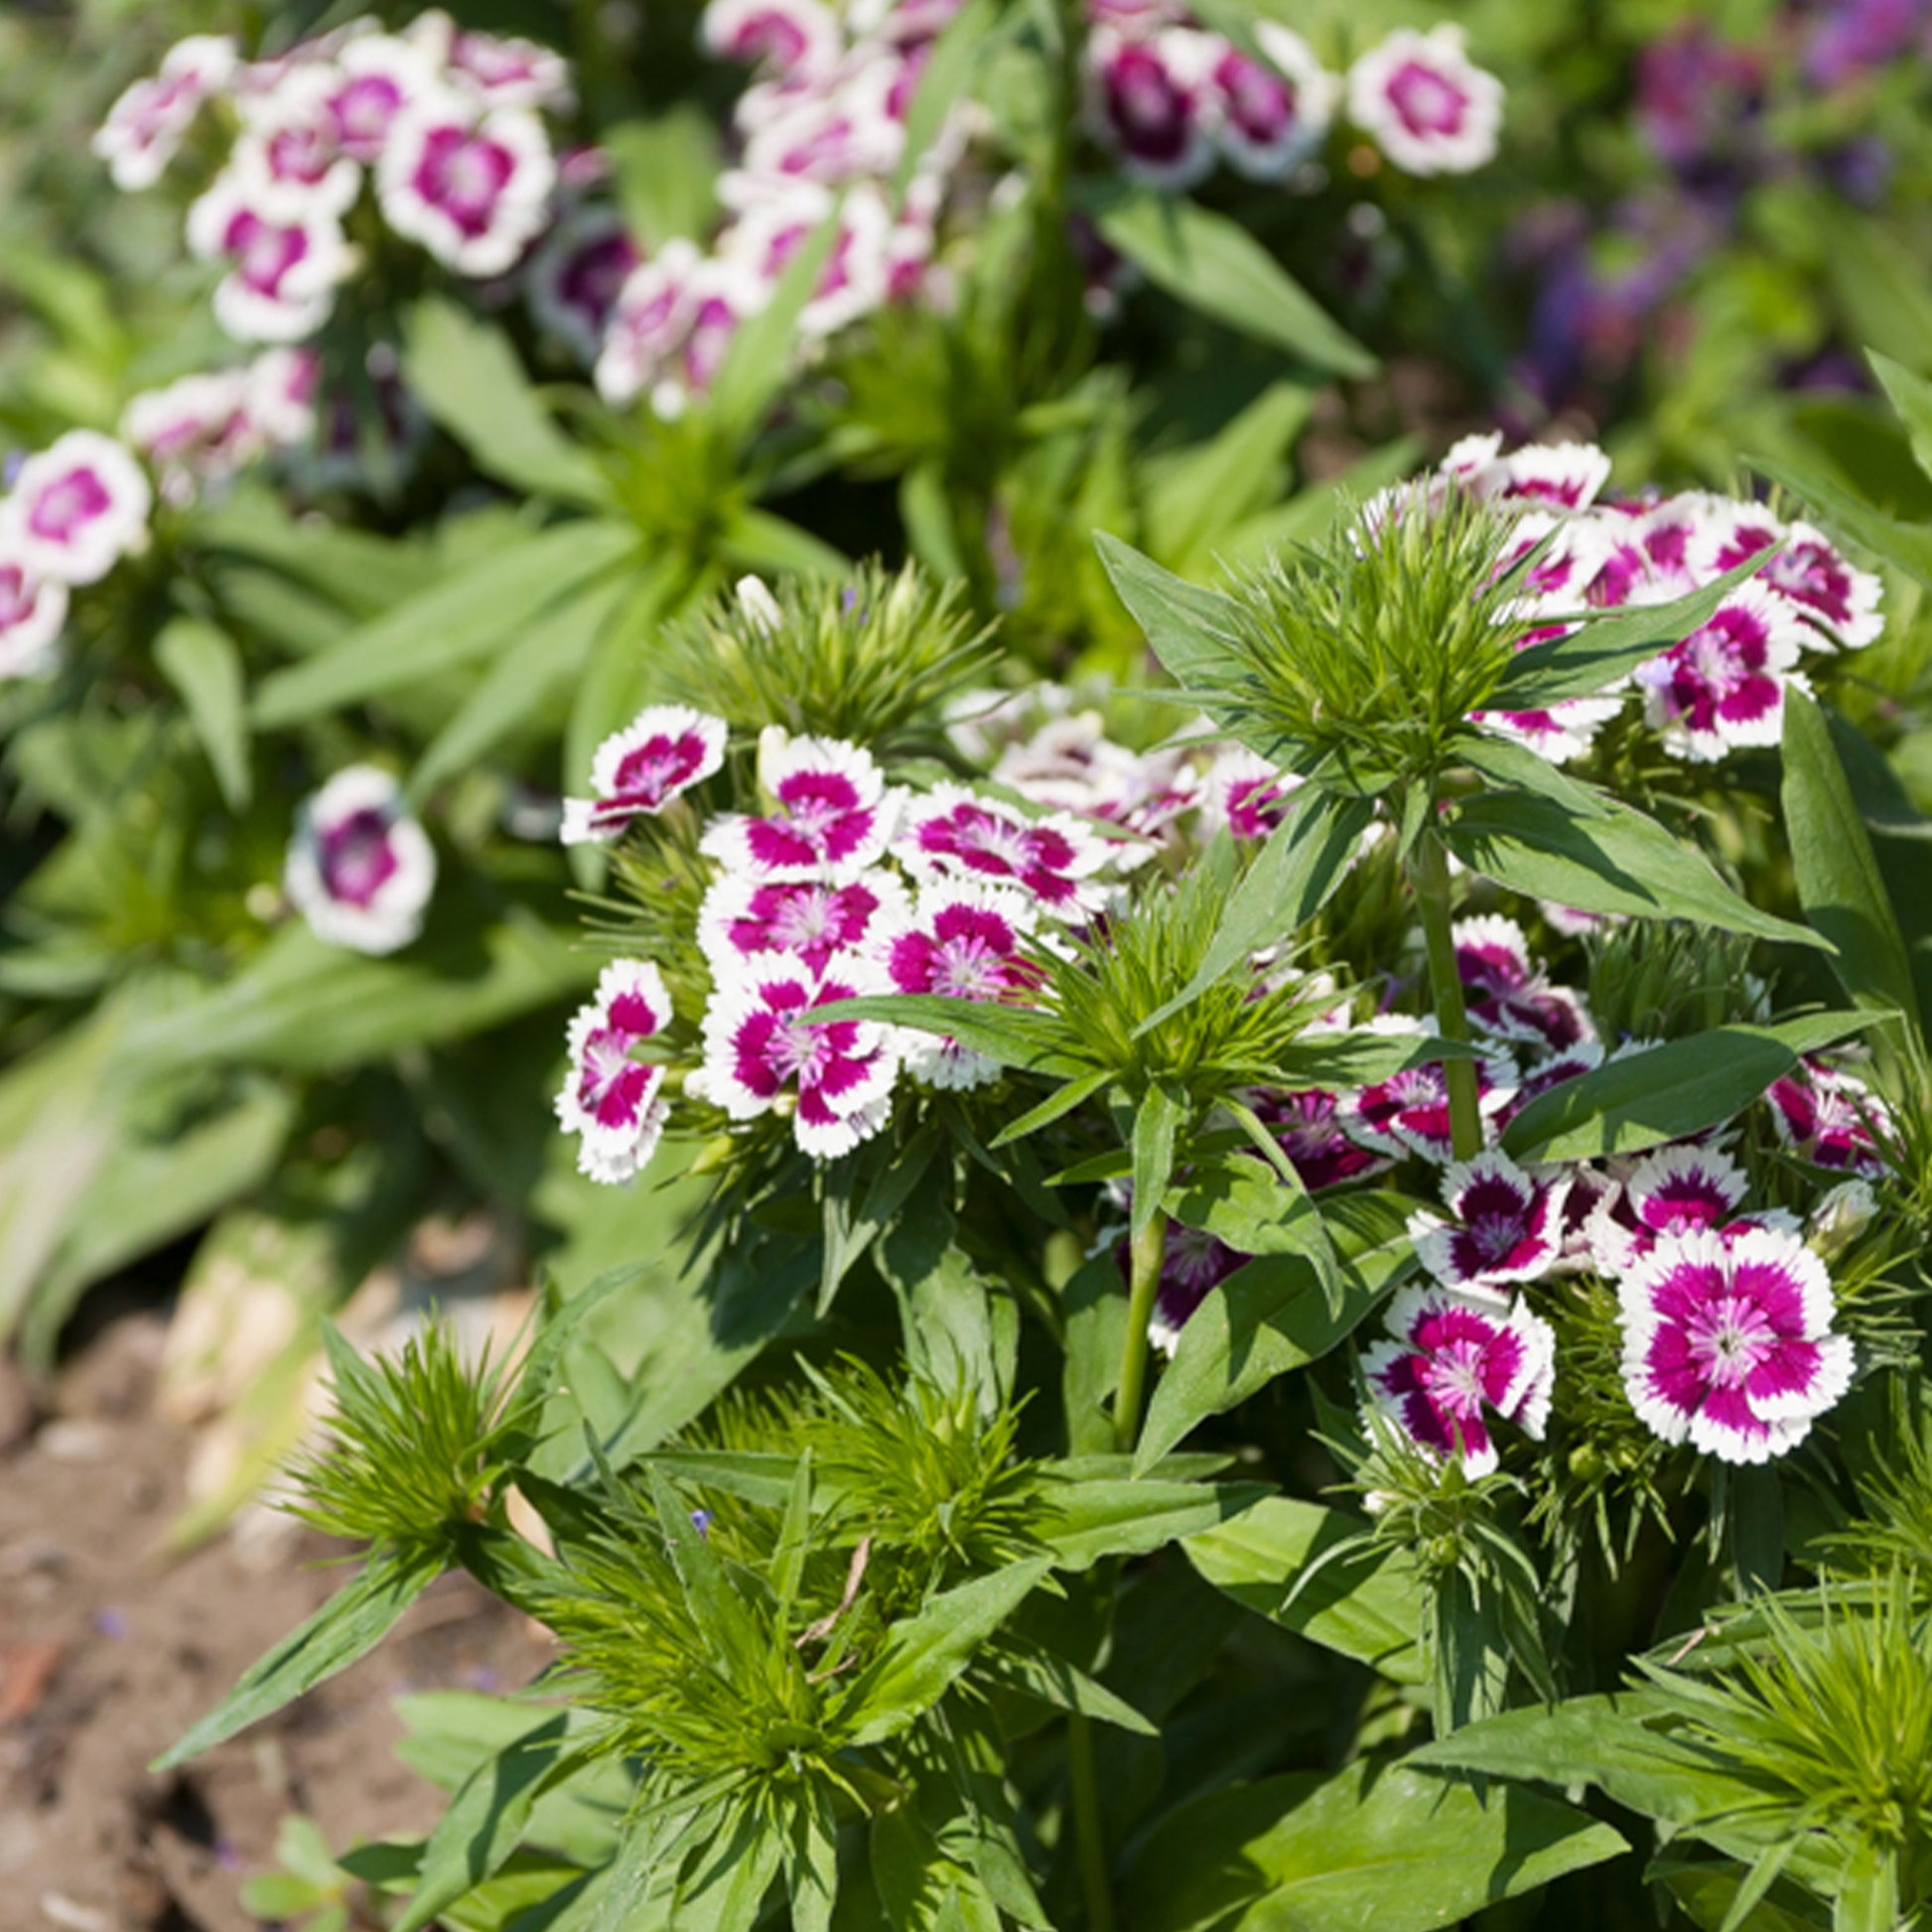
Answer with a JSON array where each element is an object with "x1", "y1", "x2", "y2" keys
[
  {"x1": 1066, "y1": 1710, "x2": 1117, "y2": 1932},
  {"x1": 1114, "y1": 1211, "x2": 1169, "y2": 1454},
  {"x1": 1411, "y1": 829, "x2": 1483, "y2": 1164}
]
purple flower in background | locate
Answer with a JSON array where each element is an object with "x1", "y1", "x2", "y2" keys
[
  {"x1": 1, "y1": 431, "x2": 152, "y2": 587},
  {"x1": 1085, "y1": 27, "x2": 1221, "y2": 192},
  {"x1": 1803, "y1": 0, "x2": 1932, "y2": 87},
  {"x1": 1148, "y1": 1221, "x2": 1247, "y2": 1354},
  {"x1": 1634, "y1": 24, "x2": 1764, "y2": 177},
  {"x1": 1251, "y1": 1088, "x2": 1390, "y2": 1192},
  {"x1": 285, "y1": 764, "x2": 437, "y2": 955}
]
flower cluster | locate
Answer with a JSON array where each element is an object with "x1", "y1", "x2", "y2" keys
[
  {"x1": 98, "y1": 13, "x2": 569, "y2": 345},
  {"x1": 590, "y1": 0, "x2": 967, "y2": 413},
  {"x1": 1084, "y1": 14, "x2": 1500, "y2": 191},
  {"x1": 1414, "y1": 434, "x2": 1884, "y2": 765},
  {"x1": 121, "y1": 349, "x2": 320, "y2": 507}
]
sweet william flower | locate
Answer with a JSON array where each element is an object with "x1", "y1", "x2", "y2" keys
[
  {"x1": 701, "y1": 0, "x2": 844, "y2": 82},
  {"x1": 1585, "y1": 1142, "x2": 1754, "y2": 1277},
  {"x1": 883, "y1": 882, "x2": 1041, "y2": 1090},
  {"x1": 376, "y1": 92, "x2": 557, "y2": 277},
  {"x1": 93, "y1": 35, "x2": 238, "y2": 191},
  {"x1": 1, "y1": 432, "x2": 152, "y2": 588},
  {"x1": 1361, "y1": 1284, "x2": 1556, "y2": 1477},
  {"x1": 1338, "y1": 1018, "x2": 1518, "y2": 1163},
  {"x1": 701, "y1": 727, "x2": 898, "y2": 880},
  {"x1": 699, "y1": 869, "x2": 908, "y2": 980},
  {"x1": 285, "y1": 764, "x2": 437, "y2": 956},
  {"x1": 1408, "y1": 1149, "x2": 1572, "y2": 1300},
  {"x1": 897, "y1": 782, "x2": 1118, "y2": 918},
  {"x1": 1633, "y1": 582, "x2": 1810, "y2": 762},
  {"x1": 1085, "y1": 27, "x2": 1222, "y2": 192},
  {"x1": 0, "y1": 552, "x2": 69, "y2": 679},
  {"x1": 1618, "y1": 1224, "x2": 1854, "y2": 1465},
  {"x1": 556, "y1": 960, "x2": 674, "y2": 1185},
  {"x1": 1346, "y1": 26, "x2": 1503, "y2": 178},
  {"x1": 1766, "y1": 1061, "x2": 1893, "y2": 1179},
  {"x1": 187, "y1": 173, "x2": 352, "y2": 343},
  {"x1": 689, "y1": 951, "x2": 899, "y2": 1160},
  {"x1": 562, "y1": 706, "x2": 729, "y2": 846},
  {"x1": 526, "y1": 207, "x2": 643, "y2": 362},
  {"x1": 1687, "y1": 507, "x2": 1883, "y2": 653},
  {"x1": 1209, "y1": 27, "x2": 1338, "y2": 181}
]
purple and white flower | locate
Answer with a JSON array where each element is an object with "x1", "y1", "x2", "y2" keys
[
  {"x1": 525, "y1": 207, "x2": 643, "y2": 362},
  {"x1": 1449, "y1": 435, "x2": 1612, "y2": 515},
  {"x1": 328, "y1": 33, "x2": 444, "y2": 164},
  {"x1": 1339, "y1": 1018, "x2": 1518, "y2": 1163},
  {"x1": 1454, "y1": 915, "x2": 1595, "y2": 1054},
  {"x1": 702, "y1": 727, "x2": 897, "y2": 881},
  {"x1": 1408, "y1": 1149, "x2": 1572, "y2": 1299},
  {"x1": 1205, "y1": 747, "x2": 1300, "y2": 842},
  {"x1": 1362, "y1": 1285, "x2": 1557, "y2": 1476},
  {"x1": 883, "y1": 883, "x2": 1040, "y2": 1090},
  {"x1": 0, "y1": 552, "x2": 69, "y2": 679},
  {"x1": 231, "y1": 67, "x2": 364, "y2": 214},
  {"x1": 1210, "y1": 26, "x2": 1338, "y2": 180},
  {"x1": 377, "y1": 93, "x2": 556, "y2": 277},
  {"x1": 1149, "y1": 1223, "x2": 1246, "y2": 1355},
  {"x1": 122, "y1": 368, "x2": 257, "y2": 506},
  {"x1": 1688, "y1": 507, "x2": 1883, "y2": 653},
  {"x1": 93, "y1": 35, "x2": 238, "y2": 191},
  {"x1": 1766, "y1": 1062, "x2": 1893, "y2": 1179},
  {"x1": 1085, "y1": 27, "x2": 1221, "y2": 192},
  {"x1": 1633, "y1": 582, "x2": 1811, "y2": 762},
  {"x1": 556, "y1": 959, "x2": 674, "y2": 1184},
  {"x1": 1251, "y1": 1087, "x2": 1390, "y2": 1192},
  {"x1": 447, "y1": 28, "x2": 574, "y2": 111},
  {"x1": 691, "y1": 951, "x2": 898, "y2": 1158},
  {"x1": 1586, "y1": 1142, "x2": 1753, "y2": 1277},
  {"x1": 897, "y1": 783, "x2": 1117, "y2": 918},
  {"x1": 562, "y1": 705, "x2": 729, "y2": 847},
  {"x1": 1, "y1": 432, "x2": 152, "y2": 587},
  {"x1": 699, "y1": 869, "x2": 908, "y2": 979},
  {"x1": 284, "y1": 763, "x2": 437, "y2": 955},
  {"x1": 1346, "y1": 26, "x2": 1502, "y2": 178},
  {"x1": 187, "y1": 173, "x2": 351, "y2": 342},
  {"x1": 702, "y1": 0, "x2": 843, "y2": 81},
  {"x1": 1618, "y1": 1224, "x2": 1854, "y2": 1463}
]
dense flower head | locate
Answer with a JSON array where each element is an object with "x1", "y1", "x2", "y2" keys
[
  {"x1": 1346, "y1": 26, "x2": 1503, "y2": 177},
  {"x1": 376, "y1": 93, "x2": 557, "y2": 277},
  {"x1": 563, "y1": 706, "x2": 730, "y2": 847},
  {"x1": 187, "y1": 172, "x2": 353, "y2": 342},
  {"x1": 556, "y1": 960, "x2": 674, "y2": 1184},
  {"x1": 1408, "y1": 1150, "x2": 1573, "y2": 1300},
  {"x1": 0, "y1": 432, "x2": 152, "y2": 588},
  {"x1": 690, "y1": 950, "x2": 899, "y2": 1158},
  {"x1": 1362, "y1": 1284, "x2": 1557, "y2": 1476},
  {"x1": 897, "y1": 783, "x2": 1124, "y2": 917},
  {"x1": 702, "y1": 727, "x2": 899, "y2": 880},
  {"x1": 1766, "y1": 1061, "x2": 1894, "y2": 1180},
  {"x1": 284, "y1": 764, "x2": 438, "y2": 955},
  {"x1": 700, "y1": 869, "x2": 909, "y2": 980},
  {"x1": 1618, "y1": 1223, "x2": 1854, "y2": 1464}
]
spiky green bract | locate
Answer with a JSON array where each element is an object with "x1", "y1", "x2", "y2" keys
[
  {"x1": 286, "y1": 1325, "x2": 534, "y2": 1559},
  {"x1": 1207, "y1": 490, "x2": 1534, "y2": 797},
  {"x1": 1821, "y1": 1385, "x2": 1932, "y2": 1585},
  {"x1": 1584, "y1": 922, "x2": 1765, "y2": 1043},
  {"x1": 651, "y1": 560, "x2": 997, "y2": 749},
  {"x1": 580, "y1": 807, "x2": 716, "y2": 1010},
  {"x1": 1638, "y1": 1576, "x2": 1932, "y2": 1920},
  {"x1": 795, "y1": 1360, "x2": 1042, "y2": 1603}
]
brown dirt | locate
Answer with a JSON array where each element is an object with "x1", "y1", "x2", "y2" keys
[{"x1": 0, "y1": 1311, "x2": 553, "y2": 1932}]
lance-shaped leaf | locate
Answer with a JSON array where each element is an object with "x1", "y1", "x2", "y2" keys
[
  {"x1": 806, "y1": 993, "x2": 1082, "y2": 1077},
  {"x1": 1491, "y1": 551, "x2": 1770, "y2": 712},
  {"x1": 1752, "y1": 451, "x2": 1932, "y2": 591},
  {"x1": 1084, "y1": 183, "x2": 1377, "y2": 378},
  {"x1": 980, "y1": 1638, "x2": 1159, "y2": 1735},
  {"x1": 1094, "y1": 530, "x2": 1247, "y2": 692},
  {"x1": 153, "y1": 1549, "x2": 443, "y2": 1768},
  {"x1": 1184, "y1": 1496, "x2": 1426, "y2": 1680},
  {"x1": 1122, "y1": 1760, "x2": 1627, "y2": 1932},
  {"x1": 1502, "y1": 1011, "x2": 1879, "y2": 1163},
  {"x1": 1444, "y1": 787, "x2": 1829, "y2": 948},
  {"x1": 1030, "y1": 1471, "x2": 1268, "y2": 1570},
  {"x1": 156, "y1": 618, "x2": 251, "y2": 810},
  {"x1": 838, "y1": 1560, "x2": 1051, "y2": 1746},
  {"x1": 1781, "y1": 689, "x2": 1923, "y2": 1043}
]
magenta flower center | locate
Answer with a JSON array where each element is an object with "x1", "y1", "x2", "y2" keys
[
  {"x1": 416, "y1": 127, "x2": 516, "y2": 233},
  {"x1": 1684, "y1": 1294, "x2": 1781, "y2": 1388},
  {"x1": 319, "y1": 808, "x2": 400, "y2": 907},
  {"x1": 1387, "y1": 61, "x2": 1468, "y2": 136},
  {"x1": 28, "y1": 470, "x2": 110, "y2": 543}
]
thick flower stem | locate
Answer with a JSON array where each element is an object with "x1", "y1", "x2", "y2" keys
[
  {"x1": 1411, "y1": 830, "x2": 1483, "y2": 1164},
  {"x1": 1066, "y1": 1710, "x2": 1117, "y2": 1932},
  {"x1": 1114, "y1": 1211, "x2": 1169, "y2": 1454}
]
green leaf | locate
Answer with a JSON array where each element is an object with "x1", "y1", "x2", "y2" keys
[
  {"x1": 1866, "y1": 349, "x2": 1932, "y2": 486},
  {"x1": 252, "y1": 520, "x2": 636, "y2": 726},
  {"x1": 673, "y1": 1811, "x2": 784, "y2": 1932},
  {"x1": 1444, "y1": 787, "x2": 1829, "y2": 949},
  {"x1": 402, "y1": 298, "x2": 608, "y2": 504},
  {"x1": 406, "y1": 575, "x2": 627, "y2": 806},
  {"x1": 1833, "y1": 1845, "x2": 1897, "y2": 1932},
  {"x1": 154, "y1": 1550, "x2": 441, "y2": 1768},
  {"x1": 786, "y1": 1789, "x2": 841, "y2": 1932},
  {"x1": 601, "y1": 109, "x2": 720, "y2": 250},
  {"x1": 878, "y1": 1212, "x2": 1014, "y2": 1419},
  {"x1": 1142, "y1": 382, "x2": 1315, "y2": 571},
  {"x1": 1135, "y1": 1248, "x2": 1395, "y2": 1473},
  {"x1": 1493, "y1": 552, "x2": 1771, "y2": 712},
  {"x1": 1086, "y1": 184, "x2": 1377, "y2": 378},
  {"x1": 1184, "y1": 1496, "x2": 1426, "y2": 1680},
  {"x1": 718, "y1": 507, "x2": 850, "y2": 580},
  {"x1": 156, "y1": 618, "x2": 250, "y2": 810},
  {"x1": 394, "y1": 1713, "x2": 579, "y2": 1932},
  {"x1": 1654, "y1": 1858, "x2": 1830, "y2": 1932},
  {"x1": 1031, "y1": 1473, "x2": 1268, "y2": 1571},
  {"x1": 1122, "y1": 1760, "x2": 1627, "y2": 1932},
  {"x1": 1501, "y1": 1012, "x2": 1878, "y2": 1163},
  {"x1": 812, "y1": 993, "x2": 1077, "y2": 1075},
  {"x1": 840, "y1": 1560, "x2": 1051, "y2": 1746},
  {"x1": 199, "y1": 494, "x2": 436, "y2": 619},
  {"x1": 1094, "y1": 529, "x2": 1247, "y2": 692},
  {"x1": 1780, "y1": 690, "x2": 1923, "y2": 1041},
  {"x1": 1134, "y1": 793, "x2": 1378, "y2": 1035},
  {"x1": 707, "y1": 210, "x2": 841, "y2": 443},
  {"x1": 1131, "y1": 1082, "x2": 1188, "y2": 1237},
  {"x1": 981, "y1": 1639, "x2": 1158, "y2": 1735}
]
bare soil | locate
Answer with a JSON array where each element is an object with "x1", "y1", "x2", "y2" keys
[{"x1": 0, "y1": 1310, "x2": 552, "y2": 1932}]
